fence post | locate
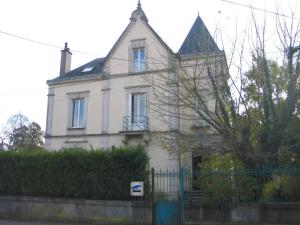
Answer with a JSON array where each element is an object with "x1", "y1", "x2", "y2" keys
[
  {"x1": 151, "y1": 167, "x2": 155, "y2": 225},
  {"x1": 179, "y1": 167, "x2": 184, "y2": 224}
]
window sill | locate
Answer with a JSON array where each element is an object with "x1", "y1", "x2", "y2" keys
[
  {"x1": 67, "y1": 127, "x2": 86, "y2": 131},
  {"x1": 129, "y1": 71, "x2": 146, "y2": 75},
  {"x1": 191, "y1": 124, "x2": 210, "y2": 129},
  {"x1": 119, "y1": 130, "x2": 149, "y2": 134}
]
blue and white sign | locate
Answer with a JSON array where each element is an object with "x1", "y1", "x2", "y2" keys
[{"x1": 130, "y1": 181, "x2": 144, "y2": 196}]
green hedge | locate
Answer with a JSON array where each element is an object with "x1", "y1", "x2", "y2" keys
[{"x1": 0, "y1": 146, "x2": 149, "y2": 200}]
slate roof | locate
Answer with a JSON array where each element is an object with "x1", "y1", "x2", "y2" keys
[
  {"x1": 178, "y1": 16, "x2": 219, "y2": 55},
  {"x1": 48, "y1": 57, "x2": 105, "y2": 83},
  {"x1": 48, "y1": 13, "x2": 219, "y2": 84}
]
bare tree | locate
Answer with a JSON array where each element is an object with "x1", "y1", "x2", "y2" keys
[{"x1": 145, "y1": 9, "x2": 300, "y2": 166}]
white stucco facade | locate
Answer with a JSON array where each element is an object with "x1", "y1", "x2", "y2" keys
[{"x1": 45, "y1": 2, "x2": 226, "y2": 171}]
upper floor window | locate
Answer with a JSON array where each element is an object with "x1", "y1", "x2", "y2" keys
[
  {"x1": 67, "y1": 91, "x2": 89, "y2": 132},
  {"x1": 130, "y1": 93, "x2": 146, "y2": 118},
  {"x1": 194, "y1": 113, "x2": 206, "y2": 128},
  {"x1": 123, "y1": 92, "x2": 147, "y2": 131},
  {"x1": 133, "y1": 49, "x2": 145, "y2": 72},
  {"x1": 71, "y1": 98, "x2": 85, "y2": 128}
]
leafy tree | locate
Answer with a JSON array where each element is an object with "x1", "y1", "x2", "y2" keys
[
  {"x1": 1, "y1": 113, "x2": 44, "y2": 151},
  {"x1": 241, "y1": 54, "x2": 300, "y2": 163}
]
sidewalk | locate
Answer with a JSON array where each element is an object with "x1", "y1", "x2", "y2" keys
[{"x1": 0, "y1": 220, "x2": 80, "y2": 225}]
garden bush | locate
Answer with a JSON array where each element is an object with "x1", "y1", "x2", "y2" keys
[
  {"x1": 196, "y1": 153, "x2": 257, "y2": 206},
  {"x1": 262, "y1": 168, "x2": 300, "y2": 202},
  {"x1": 0, "y1": 146, "x2": 149, "y2": 200},
  {"x1": 262, "y1": 150, "x2": 300, "y2": 202}
]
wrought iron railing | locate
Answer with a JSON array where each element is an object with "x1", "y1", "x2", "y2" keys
[
  {"x1": 151, "y1": 166, "x2": 300, "y2": 205},
  {"x1": 123, "y1": 115, "x2": 148, "y2": 132}
]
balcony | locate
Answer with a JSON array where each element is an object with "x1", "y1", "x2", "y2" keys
[{"x1": 122, "y1": 115, "x2": 148, "y2": 132}]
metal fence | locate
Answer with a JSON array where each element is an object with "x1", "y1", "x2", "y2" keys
[
  {"x1": 193, "y1": 165, "x2": 300, "y2": 205},
  {"x1": 152, "y1": 165, "x2": 300, "y2": 207},
  {"x1": 152, "y1": 169, "x2": 180, "y2": 201}
]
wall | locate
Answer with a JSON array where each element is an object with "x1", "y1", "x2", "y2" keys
[
  {"x1": 184, "y1": 203, "x2": 300, "y2": 225},
  {"x1": 1, "y1": 196, "x2": 300, "y2": 224},
  {"x1": 45, "y1": 70, "x2": 177, "y2": 171},
  {"x1": 0, "y1": 196, "x2": 151, "y2": 224}
]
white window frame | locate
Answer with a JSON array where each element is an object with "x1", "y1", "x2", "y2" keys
[
  {"x1": 129, "y1": 38, "x2": 147, "y2": 73},
  {"x1": 128, "y1": 93, "x2": 147, "y2": 131},
  {"x1": 71, "y1": 98, "x2": 85, "y2": 128},
  {"x1": 67, "y1": 91, "x2": 89, "y2": 130},
  {"x1": 132, "y1": 49, "x2": 145, "y2": 73},
  {"x1": 128, "y1": 93, "x2": 146, "y2": 116}
]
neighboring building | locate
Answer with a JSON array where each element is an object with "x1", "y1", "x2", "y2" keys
[{"x1": 45, "y1": 1, "x2": 226, "y2": 171}]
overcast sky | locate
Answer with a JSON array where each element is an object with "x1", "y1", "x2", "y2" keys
[{"x1": 0, "y1": 0, "x2": 299, "y2": 131}]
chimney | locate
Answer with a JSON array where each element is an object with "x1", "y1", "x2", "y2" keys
[{"x1": 60, "y1": 42, "x2": 72, "y2": 76}]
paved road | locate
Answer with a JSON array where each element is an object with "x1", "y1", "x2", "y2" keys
[{"x1": 0, "y1": 220, "x2": 81, "y2": 225}]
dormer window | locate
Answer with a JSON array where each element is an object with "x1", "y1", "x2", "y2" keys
[
  {"x1": 82, "y1": 66, "x2": 95, "y2": 73},
  {"x1": 133, "y1": 49, "x2": 145, "y2": 72},
  {"x1": 129, "y1": 38, "x2": 147, "y2": 73}
]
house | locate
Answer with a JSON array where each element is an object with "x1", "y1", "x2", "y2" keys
[{"x1": 45, "y1": 1, "x2": 227, "y2": 171}]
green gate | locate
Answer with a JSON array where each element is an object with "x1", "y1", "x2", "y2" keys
[{"x1": 151, "y1": 168, "x2": 185, "y2": 225}]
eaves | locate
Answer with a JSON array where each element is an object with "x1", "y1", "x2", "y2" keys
[{"x1": 47, "y1": 68, "x2": 175, "y2": 86}]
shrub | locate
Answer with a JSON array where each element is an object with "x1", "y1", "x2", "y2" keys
[
  {"x1": 0, "y1": 146, "x2": 149, "y2": 200},
  {"x1": 262, "y1": 170, "x2": 300, "y2": 202},
  {"x1": 261, "y1": 149, "x2": 300, "y2": 202},
  {"x1": 196, "y1": 153, "x2": 257, "y2": 206}
]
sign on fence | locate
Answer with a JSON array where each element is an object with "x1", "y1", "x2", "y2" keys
[{"x1": 130, "y1": 181, "x2": 144, "y2": 196}]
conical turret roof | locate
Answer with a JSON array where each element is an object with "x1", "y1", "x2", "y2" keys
[{"x1": 178, "y1": 15, "x2": 219, "y2": 55}]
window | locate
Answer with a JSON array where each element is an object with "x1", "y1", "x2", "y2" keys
[
  {"x1": 193, "y1": 98, "x2": 207, "y2": 128},
  {"x1": 71, "y1": 98, "x2": 85, "y2": 128},
  {"x1": 129, "y1": 39, "x2": 147, "y2": 73},
  {"x1": 132, "y1": 49, "x2": 145, "y2": 72},
  {"x1": 130, "y1": 93, "x2": 145, "y2": 118},
  {"x1": 125, "y1": 93, "x2": 147, "y2": 131},
  {"x1": 192, "y1": 94, "x2": 216, "y2": 128},
  {"x1": 82, "y1": 66, "x2": 95, "y2": 73},
  {"x1": 67, "y1": 91, "x2": 89, "y2": 132},
  {"x1": 195, "y1": 113, "x2": 206, "y2": 127}
]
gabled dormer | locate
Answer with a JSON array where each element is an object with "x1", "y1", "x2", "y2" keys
[{"x1": 104, "y1": 1, "x2": 174, "y2": 75}]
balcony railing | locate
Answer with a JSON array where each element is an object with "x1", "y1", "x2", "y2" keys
[{"x1": 123, "y1": 115, "x2": 148, "y2": 132}]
